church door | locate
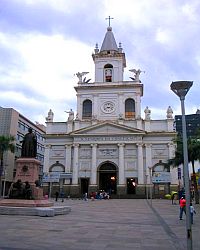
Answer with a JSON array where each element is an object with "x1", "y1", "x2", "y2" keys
[
  {"x1": 98, "y1": 162, "x2": 117, "y2": 194},
  {"x1": 81, "y1": 178, "x2": 89, "y2": 195}
]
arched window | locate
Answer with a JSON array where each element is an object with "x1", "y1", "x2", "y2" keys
[
  {"x1": 125, "y1": 98, "x2": 135, "y2": 118},
  {"x1": 82, "y1": 99, "x2": 92, "y2": 119},
  {"x1": 49, "y1": 161, "x2": 65, "y2": 172},
  {"x1": 104, "y1": 64, "x2": 113, "y2": 82}
]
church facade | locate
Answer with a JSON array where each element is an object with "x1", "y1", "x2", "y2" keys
[{"x1": 43, "y1": 26, "x2": 177, "y2": 198}]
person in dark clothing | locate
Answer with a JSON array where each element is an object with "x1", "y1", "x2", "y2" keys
[
  {"x1": 55, "y1": 191, "x2": 59, "y2": 202},
  {"x1": 60, "y1": 190, "x2": 64, "y2": 202}
]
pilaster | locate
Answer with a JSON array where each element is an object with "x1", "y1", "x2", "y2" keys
[
  {"x1": 72, "y1": 144, "x2": 79, "y2": 185},
  {"x1": 43, "y1": 144, "x2": 51, "y2": 173},
  {"x1": 118, "y1": 143, "x2": 125, "y2": 185},
  {"x1": 91, "y1": 143, "x2": 98, "y2": 185},
  {"x1": 137, "y1": 143, "x2": 144, "y2": 184},
  {"x1": 145, "y1": 143, "x2": 152, "y2": 184},
  {"x1": 65, "y1": 144, "x2": 72, "y2": 173}
]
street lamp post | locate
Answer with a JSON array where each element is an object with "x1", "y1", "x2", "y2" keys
[
  {"x1": 148, "y1": 167, "x2": 153, "y2": 206},
  {"x1": 170, "y1": 80, "x2": 193, "y2": 250},
  {"x1": 145, "y1": 174, "x2": 148, "y2": 200}
]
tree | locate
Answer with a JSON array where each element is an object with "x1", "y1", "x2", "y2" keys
[
  {"x1": 0, "y1": 135, "x2": 15, "y2": 197},
  {"x1": 169, "y1": 135, "x2": 200, "y2": 204}
]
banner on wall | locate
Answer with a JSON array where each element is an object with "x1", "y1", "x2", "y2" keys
[{"x1": 152, "y1": 172, "x2": 171, "y2": 183}]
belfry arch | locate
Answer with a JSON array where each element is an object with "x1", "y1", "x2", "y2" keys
[{"x1": 98, "y1": 161, "x2": 118, "y2": 194}]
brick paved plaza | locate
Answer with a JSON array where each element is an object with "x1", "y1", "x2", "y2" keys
[{"x1": 0, "y1": 199, "x2": 199, "y2": 250}]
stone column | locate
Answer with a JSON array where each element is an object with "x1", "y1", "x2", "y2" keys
[
  {"x1": 72, "y1": 144, "x2": 79, "y2": 185},
  {"x1": 118, "y1": 143, "x2": 125, "y2": 185},
  {"x1": 145, "y1": 143, "x2": 152, "y2": 184},
  {"x1": 43, "y1": 144, "x2": 51, "y2": 173},
  {"x1": 91, "y1": 144, "x2": 97, "y2": 185},
  {"x1": 118, "y1": 93, "x2": 123, "y2": 116},
  {"x1": 93, "y1": 94, "x2": 98, "y2": 119},
  {"x1": 135, "y1": 94, "x2": 141, "y2": 119},
  {"x1": 137, "y1": 143, "x2": 144, "y2": 184},
  {"x1": 117, "y1": 143, "x2": 126, "y2": 196},
  {"x1": 65, "y1": 144, "x2": 72, "y2": 173},
  {"x1": 168, "y1": 143, "x2": 175, "y2": 159}
]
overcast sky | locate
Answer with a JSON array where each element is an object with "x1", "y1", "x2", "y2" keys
[{"x1": 0, "y1": 0, "x2": 199, "y2": 125}]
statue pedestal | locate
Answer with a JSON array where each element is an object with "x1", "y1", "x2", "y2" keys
[
  {"x1": 15, "y1": 158, "x2": 43, "y2": 199},
  {"x1": 15, "y1": 158, "x2": 40, "y2": 183}
]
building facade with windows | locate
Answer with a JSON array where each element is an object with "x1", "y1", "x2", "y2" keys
[
  {"x1": 175, "y1": 109, "x2": 200, "y2": 137},
  {"x1": 43, "y1": 26, "x2": 177, "y2": 197},
  {"x1": 0, "y1": 107, "x2": 45, "y2": 188}
]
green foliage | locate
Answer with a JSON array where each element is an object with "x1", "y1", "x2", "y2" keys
[
  {"x1": 0, "y1": 135, "x2": 16, "y2": 197},
  {"x1": 0, "y1": 135, "x2": 15, "y2": 157},
  {"x1": 168, "y1": 133, "x2": 200, "y2": 204},
  {"x1": 168, "y1": 134, "x2": 200, "y2": 167}
]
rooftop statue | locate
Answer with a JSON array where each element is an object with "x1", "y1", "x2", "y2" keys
[
  {"x1": 65, "y1": 109, "x2": 74, "y2": 121},
  {"x1": 76, "y1": 72, "x2": 89, "y2": 83},
  {"x1": 21, "y1": 128, "x2": 37, "y2": 158},
  {"x1": 46, "y1": 109, "x2": 54, "y2": 122},
  {"x1": 144, "y1": 106, "x2": 151, "y2": 120},
  {"x1": 167, "y1": 106, "x2": 173, "y2": 119},
  {"x1": 129, "y1": 69, "x2": 144, "y2": 81}
]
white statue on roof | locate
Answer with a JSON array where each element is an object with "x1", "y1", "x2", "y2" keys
[
  {"x1": 167, "y1": 106, "x2": 173, "y2": 119},
  {"x1": 46, "y1": 109, "x2": 54, "y2": 122},
  {"x1": 129, "y1": 69, "x2": 144, "y2": 81},
  {"x1": 65, "y1": 109, "x2": 74, "y2": 121},
  {"x1": 76, "y1": 72, "x2": 89, "y2": 83},
  {"x1": 144, "y1": 106, "x2": 151, "y2": 120}
]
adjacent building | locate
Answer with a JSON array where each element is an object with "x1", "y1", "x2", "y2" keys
[
  {"x1": 0, "y1": 107, "x2": 45, "y2": 191},
  {"x1": 175, "y1": 109, "x2": 200, "y2": 137},
  {"x1": 43, "y1": 25, "x2": 177, "y2": 198}
]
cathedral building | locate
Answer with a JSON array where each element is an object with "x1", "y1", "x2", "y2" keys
[{"x1": 43, "y1": 25, "x2": 177, "y2": 198}]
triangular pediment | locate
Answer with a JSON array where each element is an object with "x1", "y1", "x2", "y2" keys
[{"x1": 71, "y1": 122, "x2": 145, "y2": 136}]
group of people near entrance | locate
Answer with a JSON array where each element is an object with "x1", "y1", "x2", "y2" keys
[{"x1": 89, "y1": 191, "x2": 110, "y2": 200}]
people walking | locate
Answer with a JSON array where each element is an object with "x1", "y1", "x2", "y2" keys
[
  {"x1": 83, "y1": 192, "x2": 88, "y2": 201},
  {"x1": 179, "y1": 197, "x2": 186, "y2": 220},
  {"x1": 190, "y1": 202, "x2": 196, "y2": 224},
  {"x1": 55, "y1": 191, "x2": 59, "y2": 202},
  {"x1": 60, "y1": 190, "x2": 64, "y2": 202}
]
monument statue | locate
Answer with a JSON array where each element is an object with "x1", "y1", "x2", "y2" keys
[
  {"x1": 8, "y1": 180, "x2": 32, "y2": 199},
  {"x1": 21, "y1": 128, "x2": 37, "y2": 158}
]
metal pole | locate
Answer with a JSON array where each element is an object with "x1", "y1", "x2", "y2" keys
[
  {"x1": 149, "y1": 167, "x2": 152, "y2": 206},
  {"x1": 3, "y1": 179, "x2": 6, "y2": 198},
  {"x1": 146, "y1": 174, "x2": 148, "y2": 200},
  {"x1": 180, "y1": 96, "x2": 192, "y2": 250}
]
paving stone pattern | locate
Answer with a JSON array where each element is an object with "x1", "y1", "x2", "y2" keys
[{"x1": 0, "y1": 199, "x2": 199, "y2": 250}]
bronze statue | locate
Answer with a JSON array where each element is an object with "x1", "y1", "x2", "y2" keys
[
  {"x1": 21, "y1": 128, "x2": 37, "y2": 157},
  {"x1": 8, "y1": 180, "x2": 32, "y2": 199}
]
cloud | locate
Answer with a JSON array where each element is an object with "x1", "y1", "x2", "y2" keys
[
  {"x1": 0, "y1": 30, "x2": 95, "y2": 122},
  {"x1": 0, "y1": 0, "x2": 200, "y2": 125}
]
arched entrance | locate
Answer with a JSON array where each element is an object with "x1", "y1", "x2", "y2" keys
[{"x1": 98, "y1": 162, "x2": 117, "y2": 194}]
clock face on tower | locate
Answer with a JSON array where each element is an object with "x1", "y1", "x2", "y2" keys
[{"x1": 101, "y1": 101, "x2": 115, "y2": 113}]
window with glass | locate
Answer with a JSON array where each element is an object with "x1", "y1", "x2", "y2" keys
[
  {"x1": 125, "y1": 98, "x2": 135, "y2": 118},
  {"x1": 104, "y1": 64, "x2": 113, "y2": 82},
  {"x1": 82, "y1": 99, "x2": 92, "y2": 119}
]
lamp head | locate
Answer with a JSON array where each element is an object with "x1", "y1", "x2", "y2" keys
[{"x1": 170, "y1": 81, "x2": 193, "y2": 98}]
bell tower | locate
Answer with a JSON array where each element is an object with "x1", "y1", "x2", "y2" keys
[
  {"x1": 92, "y1": 26, "x2": 126, "y2": 83},
  {"x1": 75, "y1": 23, "x2": 143, "y2": 122}
]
